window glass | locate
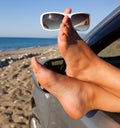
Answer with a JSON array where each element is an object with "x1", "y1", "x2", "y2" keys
[{"x1": 98, "y1": 38, "x2": 120, "y2": 57}]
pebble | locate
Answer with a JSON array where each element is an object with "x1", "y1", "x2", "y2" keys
[{"x1": 0, "y1": 53, "x2": 39, "y2": 68}]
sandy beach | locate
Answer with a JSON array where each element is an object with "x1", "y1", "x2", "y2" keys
[{"x1": 0, "y1": 45, "x2": 61, "y2": 128}]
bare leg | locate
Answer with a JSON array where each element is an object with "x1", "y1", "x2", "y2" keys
[
  {"x1": 31, "y1": 57, "x2": 120, "y2": 119},
  {"x1": 58, "y1": 14, "x2": 120, "y2": 98}
]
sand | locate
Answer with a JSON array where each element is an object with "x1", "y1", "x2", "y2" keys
[{"x1": 0, "y1": 45, "x2": 61, "y2": 128}]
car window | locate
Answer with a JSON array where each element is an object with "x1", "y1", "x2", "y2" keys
[{"x1": 98, "y1": 38, "x2": 120, "y2": 57}]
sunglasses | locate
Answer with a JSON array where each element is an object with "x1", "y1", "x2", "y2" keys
[{"x1": 40, "y1": 12, "x2": 90, "y2": 31}]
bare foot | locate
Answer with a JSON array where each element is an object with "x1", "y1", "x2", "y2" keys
[
  {"x1": 58, "y1": 15, "x2": 99, "y2": 82},
  {"x1": 31, "y1": 57, "x2": 94, "y2": 119}
]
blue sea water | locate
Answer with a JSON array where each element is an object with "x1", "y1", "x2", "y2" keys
[{"x1": 0, "y1": 37, "x2": 57, "y2": 51}]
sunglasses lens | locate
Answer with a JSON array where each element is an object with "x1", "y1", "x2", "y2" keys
[
  {"x1": 42, "y1": 13, "x2": 64, "y2": 30},
  {"x1": 71, "y1": 14, "x2": 90, "y2": 31}
]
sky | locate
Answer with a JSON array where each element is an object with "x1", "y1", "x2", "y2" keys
[{"x1": 0, "y1": 0, "x2": 119, "y2": 38}]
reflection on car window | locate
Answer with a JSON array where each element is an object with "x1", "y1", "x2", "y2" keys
[{"x1": 98, "y1": 38, "x2": 120, "y2": 57}]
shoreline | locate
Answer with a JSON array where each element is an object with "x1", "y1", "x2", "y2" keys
[
  {"x1": 0, "y1": 45, "x2": 58, "y2": 59},
  {"x1": 0, "y1": 45, "x2": 60, "y2": 128},
  {"x1": 0, "y1": 45, "x2": 59, "y2": 68},
  {"x1": 0, "y1": 44, "x2": 57, "y2": 53},
  {"x1": 0, "y1": 37, "x2": 57, "y2": 53}
]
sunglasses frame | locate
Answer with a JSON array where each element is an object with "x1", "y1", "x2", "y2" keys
[{"x1": 40, "y1": 12, "x2": 90, "y2": 31}]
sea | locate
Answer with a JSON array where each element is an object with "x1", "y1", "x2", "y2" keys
[{"x1": 0, "y1": 37, "x2": 57, "y2": 52}]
